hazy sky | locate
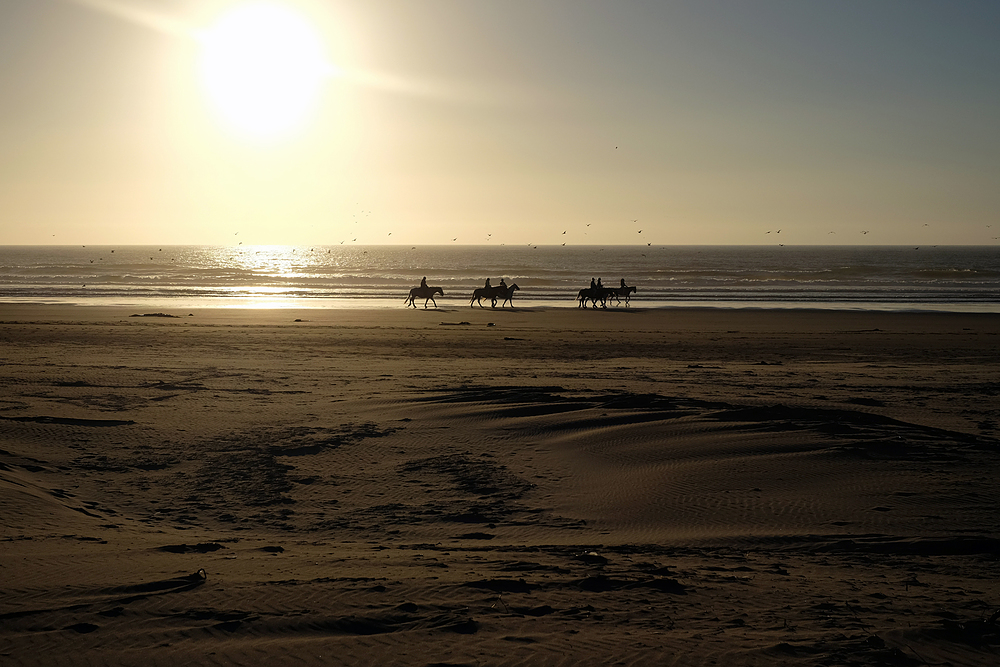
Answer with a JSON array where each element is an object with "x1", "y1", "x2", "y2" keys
[{"x1": 1, "y1": 0, "x2": 998, "y2": 246}]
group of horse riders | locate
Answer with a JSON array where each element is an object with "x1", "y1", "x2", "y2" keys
[
  {"x1": 405, "y1": 275, "x2": 635, "y2": 309},
  {"x1": 577, "y1": 277, "x2": 636, "y2": 308},
  {"x1": 470, "y1": 277, "x2": 520, "y2": 308},
  {"x1": 404, "y1": 276, "x2": 520, "y2": 309}
]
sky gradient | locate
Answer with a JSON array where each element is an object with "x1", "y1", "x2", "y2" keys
[{"x1": 1, "y1": 0, "x2": 998, "y2": 246}]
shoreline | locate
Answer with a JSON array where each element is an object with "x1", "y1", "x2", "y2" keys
[
  {"x1": 6, "y1": 301, "x2": 1000, "y2": 320},
  {"x1": 5, "y1": 298, "x2": 1000, "y2": 314}
]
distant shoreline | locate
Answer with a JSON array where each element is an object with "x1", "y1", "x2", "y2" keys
[{"x1": 4, "y1": 299, "x2": 1000, "y2": 314}]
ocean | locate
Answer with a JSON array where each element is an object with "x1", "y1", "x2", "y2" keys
[{"x1": 1, "y1": 245, "x2": 999, "y2": 312}]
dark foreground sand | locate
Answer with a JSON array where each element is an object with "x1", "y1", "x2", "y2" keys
[{"x1": 2, "y1": 305, "x2": 999, "y2": 666}]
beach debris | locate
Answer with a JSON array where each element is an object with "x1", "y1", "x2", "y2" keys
[
  {"x1": 574, "y1": 551, "x2": 608, "y2": 566},
  {"x1": 439, "y1": 321, "x2": 471, "y2": 326},
  {"x1": 129, "y1": 313, "x2": 179, "y2": 318},
  {"x1": 490, "y1": 593, "x2": 510, "y2": 614}
]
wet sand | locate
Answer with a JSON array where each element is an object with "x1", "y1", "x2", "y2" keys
[{"x1": 2, "y1": 305, "x2": 999, "y2": 665}]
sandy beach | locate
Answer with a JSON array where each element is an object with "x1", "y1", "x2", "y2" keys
[{"x1": 2, "y1": 305, "x2": 999, "y2": 666}]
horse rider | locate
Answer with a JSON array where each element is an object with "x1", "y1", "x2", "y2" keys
[
  {"x1": 620, "y1": 278, "x2": 627, "y2": 289},
  {"x1": 484, "y1": 277, "x2": 492, "y2": 288},
  {"x1": 499, "y1": 277, "x2": 508, "y2": 290},
  {"x1": 420, "y1": 276, "x2": 428, "y2": 289},
  {"x1": 590, "y1": 277, "x2": 597, "y2": 289},
  {"x1": 597, "y1": 277, "x2": 603, "y2": 288}
]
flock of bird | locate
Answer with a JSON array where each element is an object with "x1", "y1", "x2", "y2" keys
[{"x1": 62, "y1": 209, "x2": 996, "y2": 255}]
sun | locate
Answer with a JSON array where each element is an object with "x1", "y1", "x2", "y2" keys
[{"x1": 198, "y1": 2, "x2": 332, "y2": 141}]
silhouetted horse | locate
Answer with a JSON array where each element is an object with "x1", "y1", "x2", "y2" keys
[
  {"x1": 470, "y1": 283, "x2": 520, "y2": 308},
  {"x1": 405, "y1": 285, "x2": 444, "y2": 308},
  {"x1": 577, "y1": 286, "x2": 612, "y2": 309},
  {"x1": 498, "y1": 282, "x2": 520, "y2": 308},
  {"x1": 609, "y1": 285, "x2": 636, "y2": 306}
]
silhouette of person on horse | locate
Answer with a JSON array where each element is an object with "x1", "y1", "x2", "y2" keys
[
  {"x1": 471, "y1": 278, "x2": 519, "y2": 308},
  {"x1": 405, "y1": 277, "x2": 443, "y2": 308}
]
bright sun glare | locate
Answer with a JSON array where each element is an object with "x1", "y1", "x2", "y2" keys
[{"x1": 198, "y1": 2, "x2": 332, "y2": 141}]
